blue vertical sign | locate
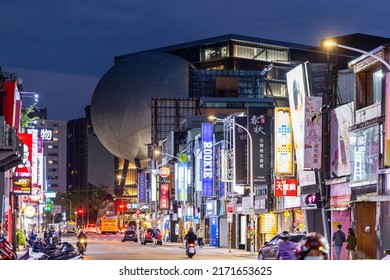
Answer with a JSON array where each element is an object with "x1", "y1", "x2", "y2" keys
[
  {"x1": 137, "y1": 173, "x2": 146, "y2": 203},
  {"x1": 202, "y1": 123, "x2": 214, "y2": 197}
]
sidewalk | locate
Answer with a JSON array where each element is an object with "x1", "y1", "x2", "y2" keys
[{"x1": 163, "y1": 242, "x2": 258, "y2": 259}]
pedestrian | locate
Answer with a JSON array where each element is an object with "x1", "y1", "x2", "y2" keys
[
  {"x1": 152, "y1": 227, "x2": 158, "y2": 247},
  {"x1": 165, "y1": 228, "x2": 169, "y2": 242},
  {"x1": 332, "y1": 224, "x2": 346, "y2": 260},
  {"x1": 43, "y1": 230, "x2": 48, "y2": 240},
  {"x1": 196, "y1": 227, "x2": 204, "y2": 247},
  {"x1": 346, "y1": 228, "x2": 357, "y2": 260}
]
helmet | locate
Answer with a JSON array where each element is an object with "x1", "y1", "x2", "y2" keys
[
  {"x1": 296, "y1": 232, "x2": 329, "y2": 260},
  {"x1": 280, "y1": 231, "x2": 291, "y2": 240}
]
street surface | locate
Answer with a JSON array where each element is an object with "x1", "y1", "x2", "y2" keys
[{"x1": 29, "y1": 233, "x2": 258, "y2": 260}]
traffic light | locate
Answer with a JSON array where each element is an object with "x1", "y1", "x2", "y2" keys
[{"x1": 77, "y1": 208, "x2": 84, "y2": 215}]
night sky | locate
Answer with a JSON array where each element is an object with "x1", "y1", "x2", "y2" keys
[{"x1": 1, "y1": 0, "x2": 388, "y2": 121}]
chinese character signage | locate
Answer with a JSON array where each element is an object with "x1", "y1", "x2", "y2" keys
[
  {"x1": 159, "y1": 170, "x2": 169, "y2": 210},
  {"x1": 304, "y1": 96, "x2": 323, "y2": 169},
  {"x1": 247, "y1": 107, "x2": 271, "y2": 184},
  {"x1": 275, "y1": 108, "x2": 293, "y2": 175},
  {"x1": 39, "y1": 128, "x2": 53, "y2": 141},
  {"x1": 234, "y1": 117, "x2": 248, "y2": 185},
  {"x1": 202, "y1": 123, "x2": 214, "y2": 197},
  {"x1": 137, "y1": 173, "x2": 146, "y2": 203},
  {"x1": 274, "y1": 179, "x2": 298, "y2": 196}
]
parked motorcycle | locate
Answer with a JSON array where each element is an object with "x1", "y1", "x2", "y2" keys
[
  {"x1": 19, "y1": 240, "x2": 83, "y2": 260},
  {"x1": 186, "y1": 242, "x2": 196, "y2": 258},
  {"x1": 77, "y1": 238, "x2": 87, "y2": 254},
  {"x1": 0, "y1": 237, "x2": 17, "y2": 260},
  {"x1": 0, "y1": 247, "x2": 14, "y2": 260},
  {"x1": 382, "y1": 249, "x2": 390, "y2": 260}
]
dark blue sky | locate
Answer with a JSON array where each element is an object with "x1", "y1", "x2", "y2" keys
[{"x1": 1, "y1": 0, "x2": 388, "y2": 120}]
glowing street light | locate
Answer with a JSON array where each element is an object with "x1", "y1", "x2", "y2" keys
[
  {"x1": 209, "y1": 115, "x2": 256, "y2": 256},
  {"x1": 324, "y1": 40, "x2": 390, "y2": 71}
]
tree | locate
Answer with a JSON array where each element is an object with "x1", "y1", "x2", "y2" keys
[{"x1": 20, "y1": 102, "x2": 39, "y2": 131}]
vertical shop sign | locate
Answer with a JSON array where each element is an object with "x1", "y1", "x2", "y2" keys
[
  {"x1": 202, "y1": 123, "x2": 214, "y2": 197},
  {"x1": 137, "y1": 173, "x2": 146, "y2": 203},
  {"x1": 234, "y1": 117, "x2": 248, "y2": 185},
  {"x1": 247, "y1": 107, "x2": 271, "y2": 184}
]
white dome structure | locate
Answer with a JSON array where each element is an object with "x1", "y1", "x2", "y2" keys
[{"x1": 90, "y1": 52, "x2": 192, "y2": 163}]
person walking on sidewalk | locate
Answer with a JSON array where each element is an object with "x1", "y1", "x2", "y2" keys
[
  {"x1": 196, "y1": 227, "x2": 204, "y2": 247},
  {"x1": 332, "y1": 224, "x2": 346, "y2": 260},
  {"x1": 346, "y1": 228, "x2": 357, "y2": 260}
]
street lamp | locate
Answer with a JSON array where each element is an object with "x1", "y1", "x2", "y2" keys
[
  {"x1": 324, "y1": 40, "x2": 390, "y2": 71},
  {"x1": 209, "y1": 115, "x2": 256, "y2": 256}
]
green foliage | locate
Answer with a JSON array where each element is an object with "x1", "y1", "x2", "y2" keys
[
  {"x1": 16, "y1": 229, "x2": 26, "y2": 246},
  {"x1": 20, "y1": 102, "x2": 39, "y2": 131}
]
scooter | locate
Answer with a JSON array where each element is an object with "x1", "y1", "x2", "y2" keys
[
  {"x1": 0, "y1": 247, "x2": 14, "y2": 260},
  {"x1": 19, "y1": 240, "x2": 83, "y2": 260},
  {"x1": 77, "y1": 238, "x2": 87, "y2": 254},
  {"x1": 186, "y1": 242, "x2": 196, "y2": 258},
  {"x1": 0, "y1": 237, "x2": 17, "y2": 260},
  {"x1": 382, "y1": 249, "x2": 390, "y2": 260}
]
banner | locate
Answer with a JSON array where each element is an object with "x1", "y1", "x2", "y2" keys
[
  {"x1": 330, "y1": 102, "x2": 353, "y2": 177},
  {"x1": 247, "y1": 107, "x2": 271, "y2": 184},
  {"x1": 274, "y1": 107, "x2": 293, "y2": 175},
  {"x1": 303, "y1": 96, "x2": 323, "y2": 169},
  {"x1": 385, "y1": 72, "x2": 390, "y2": 166}
]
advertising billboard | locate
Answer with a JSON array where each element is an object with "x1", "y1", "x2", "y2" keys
[
  {"x1": 287, "y1": 64, "x2": 316, "y2": 186},
  {"x1": 329, "y1": 102, "x2": 353, "y2": 177},
  {"x1": 274, "y1": 107, "x2": 293, "y2": 175}
]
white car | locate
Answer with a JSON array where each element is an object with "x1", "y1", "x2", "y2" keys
[{"x1": 85, "y1": 224, "x2": 99, "y2": 235}]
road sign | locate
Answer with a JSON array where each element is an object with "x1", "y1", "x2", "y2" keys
[{"x1": 136, "y1": 209, "x2": 141, "y2": 215}]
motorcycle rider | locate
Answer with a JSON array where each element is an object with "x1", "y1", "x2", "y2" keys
[
  {"x1": 295, "y1": 232, "x2": 329, "y2": 260},
  {"x1": 76, "y1": 229, "x2": 88, "y2": 249},
  {"x1": 184, "y1": 227, "x2": 197, "y2": 248},
  {"x1": 277, "y1": 231, "x2": 297, "y2": 260}
]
